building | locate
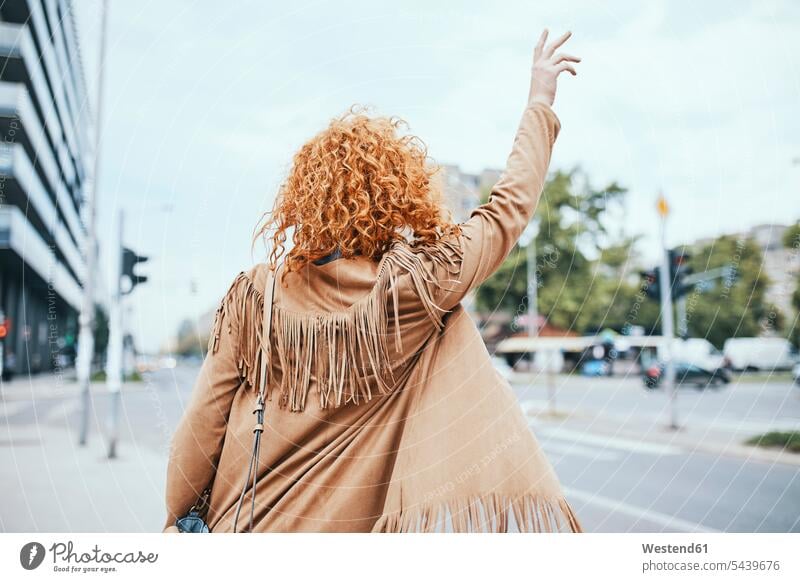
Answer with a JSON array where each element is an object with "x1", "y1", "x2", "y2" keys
[
  {"x1": 437, "y1": 165, "x2": 502, "y2": 318},
  {"x1": 0, "y1": 0, "x2": 91, "y2": 376},
  {"x1": 748, "y1": 223, "x2": 800, "y2": 320},
  {"x1": 439, "y1": 164, "x2": 500, "y2": 223},
  {"x1": 694, "y1": 222, "x2": 800, "y2": 324}
]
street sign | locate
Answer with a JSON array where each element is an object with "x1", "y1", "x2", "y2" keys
[{"x1": 656, "y1": 193, "x2": 669, "y2": 218}]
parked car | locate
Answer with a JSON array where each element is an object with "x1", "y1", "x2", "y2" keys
[
  {"x1": 793, "y1": 362, "x2": 800, "y2": 386},
  {"x1": 723, "y1": 337, "x2": 797, "y2": 371},
  {"x1": 643, "y1": 361, "x2": 731, "y2": 389}
]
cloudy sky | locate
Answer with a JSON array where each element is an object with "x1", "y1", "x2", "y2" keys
[{"x1": 73, "y1": 0, "x2": 800, "y2": 352}]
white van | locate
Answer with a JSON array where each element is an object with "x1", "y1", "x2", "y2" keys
[
  {"x1": 659, "y1": 338, "x2": 725, "y2": 371},
  {"x1": 723, "y1": 337, "x2": 797, "y2": 371}
]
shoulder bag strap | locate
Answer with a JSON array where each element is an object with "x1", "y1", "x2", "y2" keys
[
  {"x1": 257, "y1": 266, "x2": 277, "y2": 402},
  {"x1": 233, "y1": 265, "x2": 278, "y2": 532}
]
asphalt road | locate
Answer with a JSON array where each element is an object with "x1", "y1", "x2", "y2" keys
[
  {"x1": 513, "y1": 372, "x2": 800, "y2": 437},
  {"x1": 512, "y1": 373, "x2": 800, "y2": 532},
  {"x1": 2, "y1": 364, "x2": 798, "y2": 532},
  {"x1": 529, "y1": 418, "x2": 800, "y2": 532}
]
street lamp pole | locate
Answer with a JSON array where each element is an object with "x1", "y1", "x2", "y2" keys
[
  {"x1": 77, "y1": 0, "x2": 109, "y2": 446},
  {"x1": 657, "y1": 193, "x2": 678, "y2": 430},
  {"x1": 522, "y1": 219, "x2": 540, "y2": 339}
]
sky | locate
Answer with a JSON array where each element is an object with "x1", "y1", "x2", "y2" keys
[{"x1": 72, "y1": 0, "x2": 800, "y2": 353}]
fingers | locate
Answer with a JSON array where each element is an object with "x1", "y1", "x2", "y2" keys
[
  {"x1": 545, "y1": 30, "x2": 572, "y2": 57},
  {"x1": 556, "y1": 62, "x2": 578, "y2": 76},
  {"x1": 552, "y1": 53, "x2": 581, "y2": 65},
  {"x1": 534, "y1": 29, "x2": 549, "y2": 59}
]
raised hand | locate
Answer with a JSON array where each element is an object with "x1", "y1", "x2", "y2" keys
[{"x1": 528, "y1": 30, "x2": 580, "y2": 108}]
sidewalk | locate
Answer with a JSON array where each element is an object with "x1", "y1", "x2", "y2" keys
[
  {"x1": 0, "y1": 422, "x2": 167, "y2": 532},
  {"x1": 0, "y1": 371, "x2": 151, "y2": 402}
]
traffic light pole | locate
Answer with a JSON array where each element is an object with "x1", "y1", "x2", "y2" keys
[
  {"x1": 658, "y1": 214, "x2": 679, "y2": 430},
  {"x1": 106, "y1": 210, "x2": 124, "y2": 458}
]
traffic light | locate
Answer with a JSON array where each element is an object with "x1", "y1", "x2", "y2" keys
[
  {"x1": 121, "y1": 247, "x2": 149, "y2": 295},
  {"x1": 0, "y1": 312, "x2": 8, "y2": 339},
  {"x1": 668, "y1": 248, "x2": 693, "y2": 298},
  {"x1": 640, "y1": 269, "x2": 660, "y2": 300}
]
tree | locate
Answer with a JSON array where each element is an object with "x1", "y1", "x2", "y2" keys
[
  {"x1": 683, "y1": 235, "x2": 778, "y2": 348},
  {"x1": 783, "y1": 221, "x2": 800, "y2": 348},
  {"x1": 782, "y1": 221, "x2": 800, "y2": 249},
  {"x1": 475, "y1": 168, "x2": 654, "y2": 334},
  {"x1": 174, "y1": 318, "x2": 206, "y2": 357},
  {"x1": 790, "y1": 285, "x2": 800, "y2": 349}
]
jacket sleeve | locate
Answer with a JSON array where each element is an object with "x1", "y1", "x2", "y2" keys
[
  {"x1": 162, "y1": 275, "x2": 252, "y2": 530},
  {"x1": 434, "y1": 101, "x2": 560, "y2": 310}
]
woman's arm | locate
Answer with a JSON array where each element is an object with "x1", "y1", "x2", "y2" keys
[
  {"x1": 433, "y1": 30, "x2": 580, "y2": 310},
  {"x1": 162, "y1": 273, "x2": 256, "y2": 531}
]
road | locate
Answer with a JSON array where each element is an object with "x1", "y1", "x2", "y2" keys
[
  {"x1": 1, "y1": 364, "x2": 799, "y2": 532},
  {"x1": 514, "y1": 372, "x2": 800, "y2": 436},
  {"x1": 512, "y1": 373, "x2": 800, "y2": 533},
  {"x1": 1, "y1": 365, "x2": 198, "y2": 452}
]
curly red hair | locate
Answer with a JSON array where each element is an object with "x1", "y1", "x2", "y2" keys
[{"x1": 254, "y1": 107, "x2": 460, "y2": 277}]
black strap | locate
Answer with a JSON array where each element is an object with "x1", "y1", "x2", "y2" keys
[{"x1": 313, "y1": 247, "x2": 343, "y2": 266}]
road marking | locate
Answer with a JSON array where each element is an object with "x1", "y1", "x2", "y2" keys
[
  {"x1": 564, "y1": 487, "x2": 720, "y2": 533},
  {"x1": 535, "y1": 426, "x2": 683, "y2": 456},
  {"x1": 541, "y1": 440, "x2": 621, "y2": 461}
]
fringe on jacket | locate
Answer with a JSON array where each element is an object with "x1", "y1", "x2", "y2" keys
[{"x1": 207, "y1": 237, "x2": 464, "y2": 412}]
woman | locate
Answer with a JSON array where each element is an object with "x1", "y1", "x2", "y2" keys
[{"x1": 164, "y1": 29, "x2": 581, "y2": 533}]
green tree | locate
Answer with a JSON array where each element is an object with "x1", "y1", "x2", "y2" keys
[
  {"x1": 790, "y1": 285, "x2": 800, "y2": 349},
  {"x1": 174, "y1": 318, "x2": 205, "y2": 357},
  {"x1": 683, "y1": 235, "x2": 777, "y2": 348},
  {"x1": 782, "y1": 221, "x2": 800, "y2": 249},
  {"x1": 475, "y1": 168, "x2": 655, "y2": 334},
  {"x1": 782, "y1": 221, "x2": 800, "y2": 348}
]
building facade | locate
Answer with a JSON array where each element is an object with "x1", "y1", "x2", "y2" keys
[
  {"x1": 747, "y1": 223, "x2": 800, "y2": 322},
  {"x1": 694, "y1": 223, "x2": 800, "y2": 329},
  {"x1": 0, "y1": 0, "x2": 91, "y2": 376},
  {"x1": 438, "y1": 164, "x2": 502, "y2": 318},
  {"x1": 439, "y1": 164, "x2": 501, "y2": 223}
]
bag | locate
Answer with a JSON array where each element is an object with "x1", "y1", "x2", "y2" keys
[
  {"x1": 175, "y1": 267, "x2": 278, "y2": 533},
  {"x1": 175, "y1": 487, "x2": 210, "y2": 533}
]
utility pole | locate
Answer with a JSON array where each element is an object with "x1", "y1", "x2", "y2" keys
[
  {"x1": 657, "y1": 193, "x2": 678, "y2": 430},
  {"x1": 77, "y1": 0, "x2": 109, "y2": 446}
]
